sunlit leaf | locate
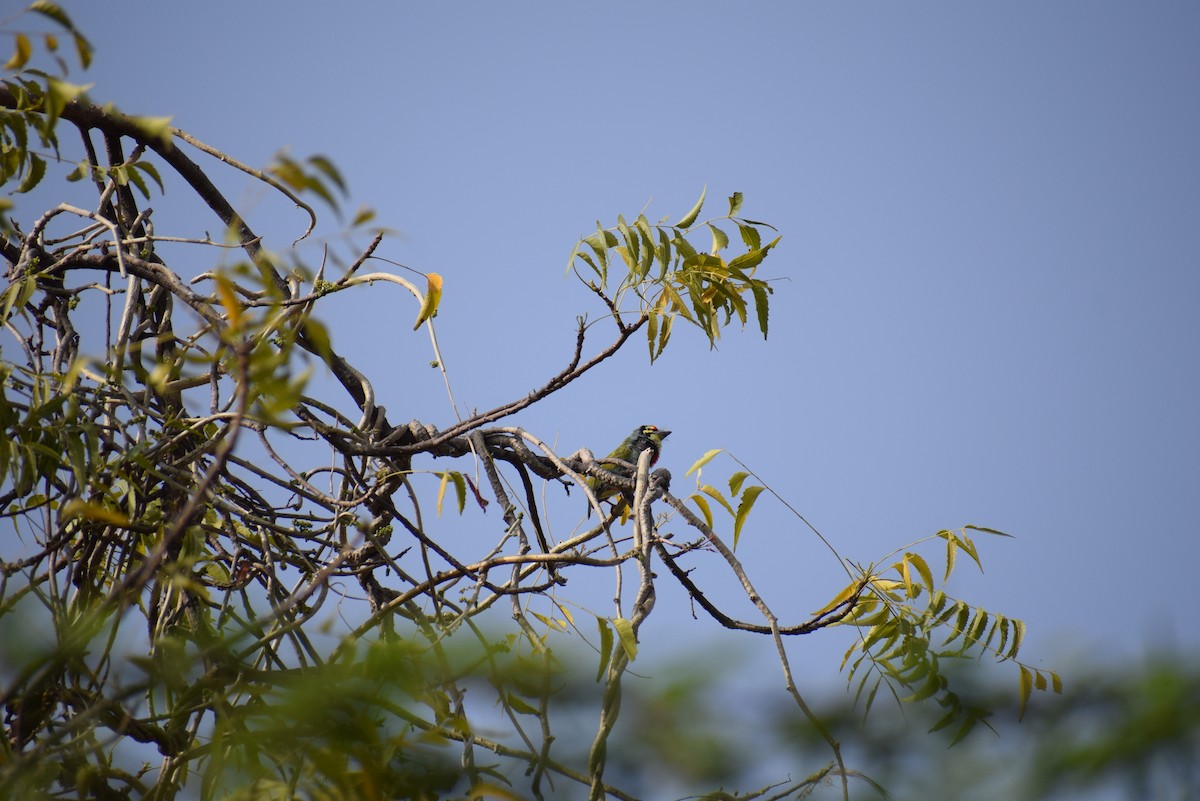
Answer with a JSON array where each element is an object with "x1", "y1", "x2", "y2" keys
[
  {"x1": 214, "y1": 273, "x2": 243, "y2": 330},
  {"x1": 4, "y1": 33, "x2": 32, "y2": 71},
  {"x1": 611, "y1": 616, "x2": 637, "y2": 661},
  {"x1": 412, "y1": 272, "x2": 443, "y2": 330},
  {"x1": 727, "y1": 191, "x2": 743, "y2": 217},
  {"x1": 1018, "y1": 665, "x2": 1033, "y2": 721},
  {"x1": 707, "y1": 223, "x2": 728, "y2": 255},
  {"x1": 699, "y1": 484, "x2": 735, "y2": 517},
  {"x1": 129, "y1": 115, "x2": 174, "y2": 146},
  {"x1": 732, "y1": 485, "x2": 764, "y2": 549},
  {"x1": 685, "y1": 448, "x2": 722, "y2": 477},
  {"x1": 675, "y1": 185, "x2": 706, "y2": 228},
  {"x1": 965, "y1": 524, "x2": 1013, "y2": 537},
  {"x1": 595, "y1": 618, "x2": 613, "y2": 682},
  {"x1": 737, "y1": 222, "x2": 761, "y2": 250},
  {"x1": 61, "y1": 499, "x2": 130, "y2": 526},
  {"x1": 813, "y1": 579, "x2": 863, "y2": 618},
  {"x1": 690, "y1": 493, "x2": 713, "y2": 529}
]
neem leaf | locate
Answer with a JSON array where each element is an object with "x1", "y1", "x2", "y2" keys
[
  {"x1": 129, "y1": 115, "x2": 174, "y2": 146},
  {"x1": 4, "y1": 33, "x2": 32, "y2": 71},
  {"x1": 708, "y1": 223, "x2": 729, "y2": 255},
  {"x1": 1017, "y1": 665, "x2": 1033, "y2": 721},
  {"x1": 727, "y1": 191, "x2": 743, "y2": 216},
  {"x1": 612, "y1": 617, "x2": 638, "y2": 661},
  {"x1": 595, "y1": 618, "x2": 613, "y2": 681},
  {"x1": 675, "y1": 185, "x2": 707, "y2": 229},
  {"x1": 61, "y1": 499, "x2": 130, "y2": 526},
  {"x1": 685, "y1": 448, "x2": 723, "y2": 477},
  {"x1": 16, "y1": 154, "x2": 45, "y2": 194},
  {"x1": 732, "y1": 485, "x2": 764, "y2": 549},
  {"x1": 412, "y1": 272, "x2": 443, "y2": 330}
]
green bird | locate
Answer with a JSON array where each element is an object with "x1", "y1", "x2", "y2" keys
[{"x1": 587, "y1": 424, "x2": 671, "y2": 517}]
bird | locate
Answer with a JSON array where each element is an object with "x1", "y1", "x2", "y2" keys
[{"x1": 586, "y1": 424, "x2": 671, "y2": 518}]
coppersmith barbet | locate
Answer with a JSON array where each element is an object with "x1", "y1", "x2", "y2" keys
[{"x1": 586, "y1": 424, "x2": 670, "y2": 517}]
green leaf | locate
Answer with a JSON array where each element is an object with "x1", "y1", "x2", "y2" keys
[
  {"x1": 44, "y1": 77, "x2": 92, "y2": 129},
  {"x1": 31, "y1": 1, "x2": 75, "y2": 31},
  {"x1": 750, "y1": 281, "x2": 770, "y2": 339},
  {"x1": 129, "y1": 115, "x2": 174, "y2": 146},
  {"x1": 965, "y1": 524, "x2": 1013, "y2": 537},
  {"x1": 655, "y1": 311, "x2": 673, "y2": 360},
  {"x1": 949, "y1": 712, "x2": 984, "y2": 746},
  {"x1": 727, "y1": 191, "x2": 743, "y2": 217},
  {"x1": 943, "y1": 532, "x2": 958, "y2": 582},
  {"x1": 302, "y1": 318, "x2": 332, "y2": 362},
  {"x1": 595, "y1": 618, "x2": 613, "y2": 682},
  {"x1": 737, "y1": 222, "x2": 761, "y2": 250},
  {"x1": 675, "y1": 185, "x2": 706, "y2": 228},
  {"x1": 307, "y1": 154, "x2": 346, "y2": 192},
  {"x1": 1008, "y1": 617, "x2": 1025, "y2": 659},
  {"x1": 727, "y1": 235, "x2": 780, "y2": 274},
  {"x1": 15, "y1": 153, "x2": 44, "y2": 193},
  {"x1": 655, "y1": 226, "x2": 671, "y2": 274},
  {"x1": 732, "y1": 485, "x2": 764, "y2": 549},
  {"x1": 350, "y1": 205, "x2": 376, "y2": 226},
  {"x1": 611, "y1": 617, "x2": 637, "y2": 661},
  {"x1": 906, "y1": 552, "x2": 935, "y2": 595},
  {"x1": 685, "y1": 448, "x2": 723, "y2": 477},
  {"x1": 645, "y1": 310, "x2": 658, "y2": 361},
  {"x1": 727, "y1": 471, "x2": 749, "y2": 496},
  {"x1": 964, "y1": 609, "x2": 988, "y2": 647},
  {"x1": 504, "y1": 692, "x2": 539, "y2": 716},
  {"x1": 73, "y1": 33, "x2": 92, "y2": 69},
  {"x1": 1017, "y1": 665, "x2": 1033, "y2": 721},
  {"x1": 707, "y1": 223, "x2": 729, "y2": 254},
  {"x1": 943, "y1": 604, "x2": 970, "y2": 646}
]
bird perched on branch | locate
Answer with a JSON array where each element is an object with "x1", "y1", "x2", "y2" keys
[{"x1": 587, "y1": 424, "x2": 671, "y2": 518}]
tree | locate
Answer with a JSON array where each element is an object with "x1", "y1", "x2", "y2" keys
[{"x1": 0, "y1": 5, "x2": 1057, "y2": 799}]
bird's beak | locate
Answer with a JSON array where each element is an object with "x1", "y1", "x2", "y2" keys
[{"x1": 659, "y1": 430, "x2": 672, "y2": 438}]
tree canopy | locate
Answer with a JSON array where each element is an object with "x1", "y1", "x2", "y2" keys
[{"x1": 0, "y1": 5, "x2": 1057, "y2": 799}]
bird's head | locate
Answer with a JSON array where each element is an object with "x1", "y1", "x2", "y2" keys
[
  {"x1": 628, "y1": 425, "x2": 671, "y2": 460},
  {"x1": 635, "y1": 424, "x2": 671, "y2": 447}
]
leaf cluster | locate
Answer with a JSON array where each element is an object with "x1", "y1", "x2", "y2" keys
[
  {"x1": 0, "y1": 8, "x2": 1055, "y2": 800},
  {"x1": 570, "y1": 187, "x2": 779, "y2": 362},
  {"x1": 830, "y1": 527, "x2": 1063, "y2": 743}
]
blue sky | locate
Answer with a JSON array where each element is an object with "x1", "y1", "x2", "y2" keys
[{"x1": 20, "y1": 0, "x2": 1200, "y2": 704}]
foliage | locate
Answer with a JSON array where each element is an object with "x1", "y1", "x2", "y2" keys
[
  {"x1": 771, "y1": 654, "x2": 1200, "y2": 800},
  {"x1": 0, "y1": 5, "x2": 1055, "y2": 800}
]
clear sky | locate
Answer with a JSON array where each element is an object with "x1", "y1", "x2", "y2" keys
[{"x1": 24, "y1": 1, "x2": 1200, "y2": 697}]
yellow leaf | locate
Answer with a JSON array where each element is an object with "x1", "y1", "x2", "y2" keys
[
  {"x1": 436, "y1": 471, "x2": 450, "y2": 516},
  {"x1": 685, "y1": 448, "x2": 723, "y2": 477},
  {"x1": 62, "y1": 499, "x2": 131, "y2": 526},
  {"x1": 812, "y1": 579, "x2": 863, "y2": 618},
  {"x1": 4, "y1": 33, "x2": 32, "y2": 70},
  {"x1": 214, "y1": 274, "x2": 242, "y2": 329},
  {"x1": 412, "y1": 272, "x2": 443, "y2": 330},
  {"x1": 1017, "y1": 665, "x2": 1033, "y2": 721}
]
